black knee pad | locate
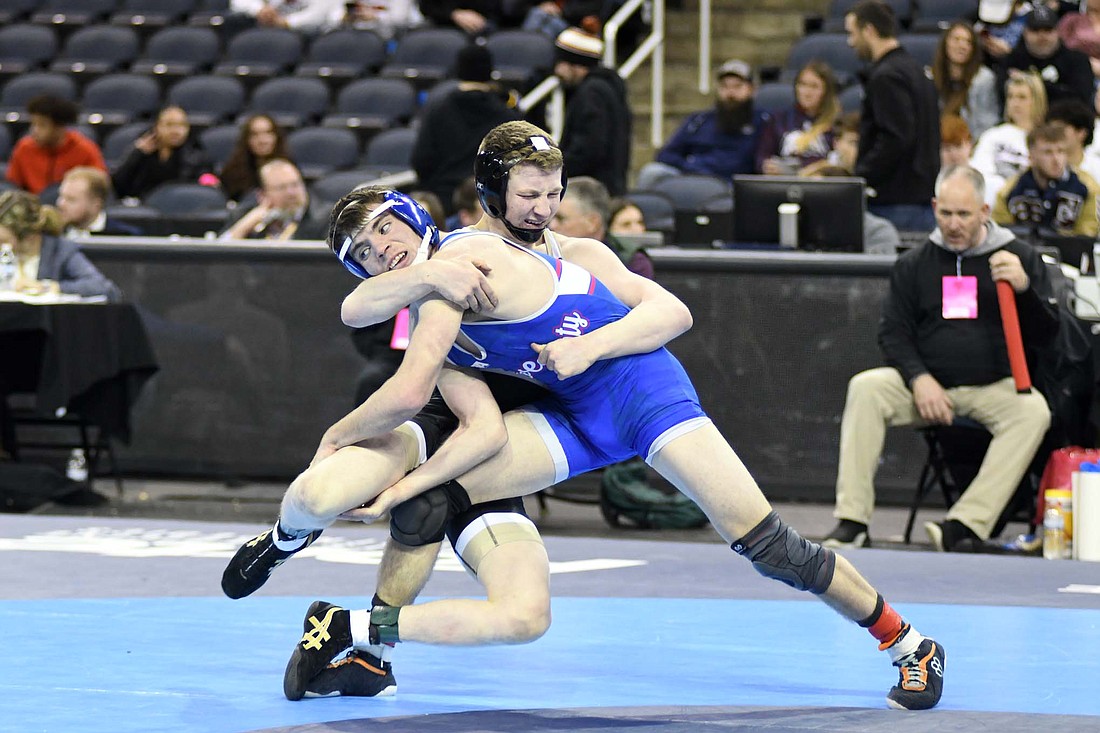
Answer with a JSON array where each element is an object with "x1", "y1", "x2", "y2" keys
[
  {"x1": 731, "y1": 511, "x2": 835, "y2": 594},
  {"x1": 389, "y1": 480, "x2": 472, "y2": 546}
]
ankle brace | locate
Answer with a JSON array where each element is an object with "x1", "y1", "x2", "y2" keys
[{"x1": 369, "y1": 604, "x2": 401, "y2": 645}]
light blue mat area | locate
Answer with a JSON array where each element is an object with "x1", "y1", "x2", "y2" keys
[{"x1": 3, "y1": 596, "x2": 1097, "y2": 733}]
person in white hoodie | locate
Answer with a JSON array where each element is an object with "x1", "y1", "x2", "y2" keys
[{"x1": 970, "y1": 71, "x2": 1048, "y2": 206}]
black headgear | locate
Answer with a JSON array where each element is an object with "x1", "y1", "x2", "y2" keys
[{"x1": 474, "y1": 134, "x2": 566, "y2": 244}]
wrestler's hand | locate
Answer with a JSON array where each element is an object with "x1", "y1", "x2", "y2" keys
[
  {"x1": 338, "y1": 487, "x2": 399, "y2": 523},
  {"x1": 530, "y1": 337, "x2": 599, "y2": 379},
  {"x1": 425, "y1": 256, "x2": 497, "y2": 312},
  {"x1": 910, "y1": 373, "x2": 954, "y2": 425}
]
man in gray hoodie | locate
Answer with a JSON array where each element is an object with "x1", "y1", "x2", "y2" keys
[{"x1": 823, "y1": 165, "x2": 1059, "y2": 552}]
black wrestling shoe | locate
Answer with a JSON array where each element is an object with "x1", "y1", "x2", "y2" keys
[
  {"x1": 886, "y1": 635, "x2": 946, "y2": 710},
  {"x1": 284, "y1": 600, "x2": 353, "y2": 701},
  {"x1": 303, "y1": 650, "x2": 397, "y2": 699},
  {"x1": 821, "y1": 520, "x2": 870, "y2": 549},
  {"x1": 221, "y1": 527, "x2": 322, "y2": 599}
]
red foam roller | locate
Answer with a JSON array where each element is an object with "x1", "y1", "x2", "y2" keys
[{"x1": 996, "y1": 279, "x2": 1031, "y2": 393}]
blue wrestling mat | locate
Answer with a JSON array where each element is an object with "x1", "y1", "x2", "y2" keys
[{"x1": 2, "y1": 515, "x2": 1099, "y2": 733}]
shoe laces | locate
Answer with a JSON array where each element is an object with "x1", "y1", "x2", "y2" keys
[{"x1": 894, "y1": 648, "x2": 928, "y2": 689}]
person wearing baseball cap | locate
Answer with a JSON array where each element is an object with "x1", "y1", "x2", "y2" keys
[
  {"x1": 997, "y1": 3, "x2": 1093, "y2": 109},
  {"x1": 551, "y1": 27, "x2": 633, "y2": 196},
  {"x1": 634, "y1": 58, "x2": 776, "y2": 190}
]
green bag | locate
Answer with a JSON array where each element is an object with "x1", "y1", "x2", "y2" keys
[{"x1": 599, "y1": 459, "x2": 709, "y2": 530}]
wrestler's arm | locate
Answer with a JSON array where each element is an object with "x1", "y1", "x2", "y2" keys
[
  {"x1": 534, "y1": 236, "x2": 693, "y2": 378},
  {"x1": 343, "y1": 366, "x2": 508, "y2": 519},
  {"x1": 340, "y1": 255, "x2": 497, "y2": 327},
  {"x1": 314, "y1": 297, "x2": 464, "y2": 462}
]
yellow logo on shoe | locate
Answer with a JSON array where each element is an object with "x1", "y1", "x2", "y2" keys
[
  {"x1": 301, "y1": 606, "x2": 342, "y2": 651},
  {"x1": 246, "y1": 531, "x2": 271, "y2": 548}
]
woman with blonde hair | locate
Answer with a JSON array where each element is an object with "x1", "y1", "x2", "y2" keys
[
  {"x1": 0, "y1": 189, "x2": 119, "y2": 300},
  {"x1": 759, "y1": 60, "x2": 841, "y2": 174},
  {"x1": 969, "y1": 72, "x2": 1047, "y2": 205},
  {"x1": 931, "y1": 22, "x2": 998, "y2": 141}
]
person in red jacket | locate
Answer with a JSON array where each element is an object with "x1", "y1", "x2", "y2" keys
[{"x1": 5, "y1": 95, "x2": 107, "y2": 196}]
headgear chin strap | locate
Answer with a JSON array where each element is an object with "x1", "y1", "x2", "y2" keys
[
  {"x1": 474, "y1": 135, "x2": 566, "y2": 245},
  {"x1": 330, "y1": 191, "x2": 439, "y2": 280}
]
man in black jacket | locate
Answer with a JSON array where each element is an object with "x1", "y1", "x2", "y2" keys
[
  {"x1": 823, "y1": 165, "x2": 1058, "y2": 553},
  {"x1": 412, "y1": 44, "x2": 520, "y2": 215},
  {"x1": 846, "y1": 0, "x2": 940, "y2": 231},
  {"x1": 553, "y1": 26, "x2": 632, "y2": 196},
  {"x1": 998, "y1": 5, "x2": 1094, "y2": 110}
]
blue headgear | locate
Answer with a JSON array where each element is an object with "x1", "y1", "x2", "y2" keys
[{"x1": 330, "y1": 190, "x2": 440, "y2": 279}]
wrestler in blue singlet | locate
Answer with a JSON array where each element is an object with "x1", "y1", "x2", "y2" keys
[{"x1": 439, "y1": 231, "x2": 711, "y2": 483}]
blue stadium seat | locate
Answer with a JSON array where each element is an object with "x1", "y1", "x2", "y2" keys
[
  {"x1": 753, "y1": 82, "x2": 796, "y2": 114},
  {"x1": 247, "y1": 77, "x2": 330, "y2": 130},
  {"x1": 101, "y1": 122, "x2": 148, "y2": 167},
  {"x1": 48, "y1": 25, "x2": 141, "y2": 83},
  {"x1": 485, "y1": 30, "x2": 555, "y2": 91},
  {"x1": 110, "y1": 0, "x2": 197, "y2": 34},
  {"x1": 782, "y1": 33, "x2": 863, "y2": 88},
  {"x1": 322, "y1": 78, "x2": 417, "y2": 136},
  {"x1": 287, "y1": 127, "x2": 360, "y2": 180},
  {"x1": 144, "y1": 181, "x2": 227, "y2": 215},
  {"x1": 650, "y1": 174, "x2": 732, "y2": 212},
  {"x1": 31, "y1": 0, "x2": 120, "y2": 28},
  {"x1": 0, "y1": 73, "x2": 78, "y2": 125},
  {"x1": 379, "y1": 28, "x2": 468, "y2": 89},
  {"x1": 898, "y1": 33, "x2": 939, "y2": 69},
  {"x1": 130, "y1": 26, "x2": 221, "y2": 84},
  {"x1": 909, "y1": 0, "x2": 979, "y2": 33},
  {"x1": 0, "y1": 0, "x2": 40, "y2": 24},
  {"x1": 839, "y1": 83, "x2": 863, "y2": 113},
  {"x1": 362, "y1": 126, "x2": 417, "y2": 171},
  {"x1": 0, "y1": 24, "x2": 58, "y2": 85},
  {"x1": 81, "y1": 73, "x2": 161, "y2": 132},
  {"x1": 167, "y1": 75, "x2": 246, "y2": 128},
  {"x1": 213, "y1": 27, "x2": 303, "y2": 86},
  {"x1": 625, "y1": 190, "x2": 676, "y2": 239},
  {"x1": 296, "y1": 29, "x2": 387, "y2": 87},
  {"x1": 310, "y1": 169, "x2": 383, "y2": 209},
  {"x1": 199, "y1": 124, "x2": 239, "y2": 170},
  {"x1": 821, "y1": 0, "x2": 912, "y2": 32}
]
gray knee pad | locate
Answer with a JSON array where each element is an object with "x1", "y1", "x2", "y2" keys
[
  {"x1": 389, "y1": 486, "x2": 451, "y2": 546},
  {"x1": 731, "y1": 511, "x2": 835, "y2": 594}
]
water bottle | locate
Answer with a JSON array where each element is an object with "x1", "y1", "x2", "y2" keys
[
  {"x1": 66, "y1": 448, "x2": 89, "y2": 484},
  {"x1": 0, "y1": 243, "x2": 16, "y2": 292},
  {"x1": 1043, "y1": 489, "x2": 1071, "y2": 560}
]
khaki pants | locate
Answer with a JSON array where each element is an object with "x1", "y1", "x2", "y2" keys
[{"x1": 834, "y1": 367, "x2": 1050, "y2": 538}]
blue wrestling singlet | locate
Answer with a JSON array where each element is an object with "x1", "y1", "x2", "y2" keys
[{"x1": 439, "y1": 231, "x2": 710, "y2": 482}]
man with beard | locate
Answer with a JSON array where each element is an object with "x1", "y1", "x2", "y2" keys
[
  {"x1": 635, "y1": 59, "x2": 775, "y2": 190},
  {"x1": 845, "y1": 0, "x2": 940, "y2": 231},
  {"x1": 552, "y1": 27, "x2": 633, "y2": 196}
]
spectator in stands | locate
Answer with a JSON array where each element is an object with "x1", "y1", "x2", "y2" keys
[
  {"x1": 759, "y1": 60, "x2": 840, "y2": 175},
  {"x1": 803, "y1": 165, "x2": 900, "y2": 255},
  {"x1": 552, "y1": 176, "x2": 653, "y2": 277},
  {"x1": 970, "y1": 72, "x2": 1047, "y2": 205},
  {"x1": 941, "y1": 115, "x2": 974, "y2": 169},
  {"x1": 846, "y1": 0, "x2": 940, "y2": 231},
  {"x1": 1047, "y1": 96, "x2": 1100, "y2": 181},
  {"x1": 329, "y1": 0, "x2": 424, "y2": 38},
  {"x1": 219, "y1": 114, "x2": 292, "y2": 203},
  {"x1": 228, "y1": 0, "x2": 342, "y2": 34},
  {"x1": 0, "y1": 189, "x2": 120, "y2": 300},
  {"x1": 409, "y1": 189, "x2": 446, "y2": 225},
  {"x1": 111, "y1": 106, "x2": 215, "y2": 201},
  {"x1": 419, "y1": 1, "x2": 525, "y2": 36},
  {"x1": 992, "y1": 121, "x2": 1100, "y2": 235},
  {"x1": 220, "y1": 159, "x2": 326, "y2": 240},
  {"x1": 1057, "y1": 0, "x2": 1100, "y2": 78},
  {"x1": 998, "y1": 4, "x2": 1094, "y2": 108},
  {"x1": 445, "y1": 175, "x2": 481, "y2": 231},
  {"x1": 1084, "y1": 85, "x2": 1100, "y2": 171},
  {"x1": 932, "y1": 22, "x2": 999, "y2": 143},
  {"x1": 552, "y1": 27, "x2": 632, "y2": 196},
  {"x1": 5, "y1": 96, "x2": 106, "y2": 196},
  {"x1": 523, "y1": 1, "x2": 602, "y2": 39},
  {"x1": 636, "y1": 59, "x2": 773, "y2": 190},
  {"x1": 608, "y1": 196, "x2": 646, "y2": 236},
  {"x1": 977, "y1": 0, "x2": 1031, "y2": 60},
  {"x1": 57, "y1": 167, "x2": 142, "y2": 238},
  {"x1": 800, "y1": 110, "x2": 861, "y2": 177},
  {"x1": 822, "y1": 165, "x2": 1056, "y2": 553},
  {"x1": 412, "y1": 43, "x2": 520, "y2": 215}
]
